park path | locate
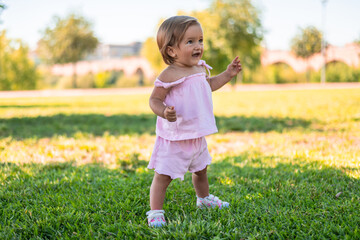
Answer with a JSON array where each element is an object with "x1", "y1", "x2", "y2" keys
[{"x1": 0, "y1": 82, "x2": 359, "y2": 98}]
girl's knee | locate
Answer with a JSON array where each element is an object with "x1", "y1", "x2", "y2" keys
[
  {"x1": 193, "y1": 166, "x2": 207, "y2": 176},
  {"x1": 154, "y1": 172, "x2": 172, "y2": 183}
]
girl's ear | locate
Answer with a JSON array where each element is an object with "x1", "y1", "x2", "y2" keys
[{"x1": 166, "y1": 46, "x2": 177, "y2": 58}]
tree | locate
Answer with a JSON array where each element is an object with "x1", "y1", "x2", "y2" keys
[
  {"x1": 0, "y1": 31, "x2": 38, "y2": 90},
  {"x1": 291, "y1": 26, "x2": 322, "y2": 82},
  {"x1": 182, "y1": 9, "x2": 230, "y2": 75},
  {"x1": 37, "y1": 13, "x2": 98, "y2": 88},
  {"x1": 141, "y1": 37, "x2": 166, "y2": 74},
  {"x1": 291, "y1": 26, "x2": 322, "y2": 59},
  {"x1": 212, "y1": 0, "x2": 263, "y2": 69}
]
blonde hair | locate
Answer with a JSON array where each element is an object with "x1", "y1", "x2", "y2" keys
[{"x1": 156, "y1": 16, "x2": 200, "y2": 65}]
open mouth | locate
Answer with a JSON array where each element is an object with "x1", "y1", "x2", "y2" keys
[{"x1": 192, "y1": 52, "x2": 201, "y2": 57}]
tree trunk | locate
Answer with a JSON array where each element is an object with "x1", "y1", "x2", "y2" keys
[
  {"x1": 136, "y1": 69, "x2": 144, "y2": 86},
  {"x1": 72, "y1": 62, "x2": 77, "y2": 88},
  {"x1": 306, "y1": 58, "x2": 310, "y2": 83}
]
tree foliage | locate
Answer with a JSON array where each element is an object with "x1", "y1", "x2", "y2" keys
[
  {"x1": 0, "y1": 2, "x2": 5, "y2": 11},
  {"x1": 141, "y1": 37, "x2": 166, "y2": 74},
  {"x1": 0, "y1": 31, "x2": 38, "y2": 90},
  {"x1": 184, "y1": 9, "x2": 230, "y2": 75},
  {"x1": 37, "y1": 13, "x2": 98, "y2": 87},
  {"x1": 180, "y1": 0, "x2": 263, "y2": 80},
  {"x1": 291, "y1": 26, "x2": 323, "y2": 82},
  {"x1": 210, "y1": 0, "x2": 263, "y2": 70},
  {"x1": 291, "y1": 26, "x2": 322, "y2": 59}
]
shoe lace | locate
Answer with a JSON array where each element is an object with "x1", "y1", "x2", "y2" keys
[
  {"x1": 208, "y1": 194, "x2": 220, "y2": 203},
  {"x1": 146, "y1": 210, "x2": 165, "y2": 219}
]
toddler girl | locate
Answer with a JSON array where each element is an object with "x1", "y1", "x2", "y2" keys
[{"x1": 146, "y1": 15, "x2": 242, "y2": 227}]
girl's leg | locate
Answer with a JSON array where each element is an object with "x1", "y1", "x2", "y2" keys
[
  {"x1": 150, "y1": 172, "x2": 172, "y2": 210},
  {"x1": 192, "y1": 166, "x2": 209, "y2": 198}
]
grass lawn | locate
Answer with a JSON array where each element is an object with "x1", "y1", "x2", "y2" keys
[{"x1": 0, "y1": 88, "x2": 359, "y2": 239}]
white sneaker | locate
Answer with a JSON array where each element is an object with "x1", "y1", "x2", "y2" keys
[
  {"x1": 146, "y1": 210, "x2": 166, "y2": 227},
  {"x1": 197, "y1": 194, "x2": 230, "y2": 209}
]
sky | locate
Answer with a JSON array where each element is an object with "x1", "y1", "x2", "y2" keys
[{"x1": 1, "y1": 0, "x2": 360, "y2": 51}]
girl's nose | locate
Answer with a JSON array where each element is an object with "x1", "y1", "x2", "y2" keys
[{"x1": 195, "y1": 42, "x2": 203, "y2": 49}]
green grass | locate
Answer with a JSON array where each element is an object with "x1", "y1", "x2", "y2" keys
[{"x1": 0, "y1": 88, "x2": 359, "y2": 239}]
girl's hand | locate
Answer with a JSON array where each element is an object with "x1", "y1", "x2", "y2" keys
[
  {"x1": 226, "y1": 56, "x2": 242, "y2": 78},
  {"x1": 164, "y1": 106, "x2": 177, "y2": 122}
]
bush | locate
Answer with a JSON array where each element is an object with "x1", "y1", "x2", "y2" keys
[
  {"x1": 37, "y1": 68, "x2": 57, "y2": 89},
  {"x1": 249, "y1": 63, "x2": 306, "y2": 84},
  {"x1": 77, "y1": 73, "x2": 95, "y2": 88},
  {"x1": 37, "y1": 69, "x2": 155, "y2": 89},
  {"x1": 115, "y1": 75, "x2": 152, "y2": 88},
  {"x1": 325, "y1": 62, "x2": 360, "y2": 82},
  {"x1": 94, "y1": 72, "x2": 111, "y2": 88},
  {"x1": 249, "y1": 62, "x2": 360, "y2": 84},
  {"x1": 310, "y1": 62, "x2": 360, "y2": 83},
  {"x1": 56, "y1": 76, "x2": 73, "y2": 89}
]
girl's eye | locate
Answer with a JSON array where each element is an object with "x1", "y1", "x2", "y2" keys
[
  {"x1": 199, "y1": 39, "x2": 203, "y2": 43},
  {"x1": 187, "y1": 40, "x2": 193, "y2": 44}
]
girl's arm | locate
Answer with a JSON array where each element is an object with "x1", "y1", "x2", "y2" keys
[
  {"x1": 208, "y1": 57, "x2": 242, "y2": 91},
  {"x1": 149, "y1": 87, "x2": 177, "y2": 122}
]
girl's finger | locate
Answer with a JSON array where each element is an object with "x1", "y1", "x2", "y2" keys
[
  {"x1": 168, "y1": 111, "x2": 176, "y2": 115},
  {"x1": 231, "y1": 57, "x2": 238, "y2": 64}
]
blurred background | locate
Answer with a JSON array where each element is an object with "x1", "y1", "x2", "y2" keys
[{"x1": 1, "y1": 0, "x2": 360, "y2": 90}]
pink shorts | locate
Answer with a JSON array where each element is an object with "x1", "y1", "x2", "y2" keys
[{"x1": 148, "y1": 136, "x2": 212, "y2": 180}]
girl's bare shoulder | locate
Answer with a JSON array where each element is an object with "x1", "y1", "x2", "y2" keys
[
  {"x1": 157, "y1": 67, "x2": 183, "y2": 83},
  {"x1": 158, "y1": 65, "x2": 204, "y2": 83}
]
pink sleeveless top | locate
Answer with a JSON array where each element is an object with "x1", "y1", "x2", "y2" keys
[{"x1": 154, "y1": 60, "x2": 218, "y2": 141}]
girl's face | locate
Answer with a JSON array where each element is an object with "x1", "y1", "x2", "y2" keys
[{"x1": 170, "y1": 24, "x2": 204, "y2": 67}]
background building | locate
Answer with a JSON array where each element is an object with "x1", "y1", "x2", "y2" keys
[{"x1": 85, "y1": 42, "x2": 142, "y2": 60}]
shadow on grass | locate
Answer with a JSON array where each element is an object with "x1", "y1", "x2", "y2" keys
[
  {"x1": 215, "y1": 115, "x2": 312, "y2": 133},
  {"x1": 0, "y1": 113, "x2": 313, "y2": 139},
  {"x1": 0, "y1": 152, "x2": 359, "y2": 239}
]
